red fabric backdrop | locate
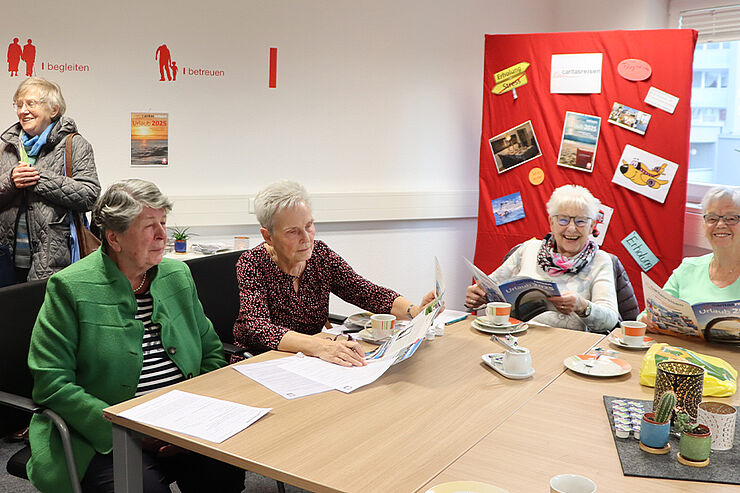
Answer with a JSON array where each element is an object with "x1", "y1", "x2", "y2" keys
[{"x1": 473, "y1": 29, "x2": 697, "y2": 309}]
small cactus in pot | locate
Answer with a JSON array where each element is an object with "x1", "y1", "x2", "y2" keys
[
  {"x1": 640, "y1": 390, "x2": 677, "y2": 451},
  {"x1": 654, "y1": 390, "x2": 677, "y2": 424}
]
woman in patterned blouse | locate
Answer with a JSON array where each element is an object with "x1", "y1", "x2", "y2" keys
[{"x1": 233, "y1": 180, "x2": 434, "y2": 366}]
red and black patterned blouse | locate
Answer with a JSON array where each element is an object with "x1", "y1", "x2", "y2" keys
[{"x1": 233, "y1": 240, "x2": 400, "y2": 355}]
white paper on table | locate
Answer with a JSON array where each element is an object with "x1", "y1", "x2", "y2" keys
[
  {"x1": 282, "y1": 356, "x2": 395, "y2": 393},
  {"x1": 644, "y1": 87, "x2": 679, "y2": 114},
  {"x1": 233, "y1": 356, "x2": 333, "y2": 399},
  {"x1": 321, "y1": 323, "x2": 344, "y2": 336},
  {"x1": 551, "y1": 53, "x2": 603, "y2": 94},
  {"x1": 434, "y1": 309, "x2": 469, "y2": 326},
  {"x1": 117, "y1": 389, "x2": 271, "y2": 443}
]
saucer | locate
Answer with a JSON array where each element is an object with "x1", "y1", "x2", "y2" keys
[
  {"x1": 475, "y1": 315, "x2": 520, "y2": 327},
  {"x1": 481, "y1": 353, "x2": 535, "y2": 379},
  {"x1": 356, "y1": 328, "x2": 390, "y2": 345},
  {"x1": 472, "y1": 318, "x2": 528, "y2": 335},
  {"x1": 345, "y1": 311, "x2": 373, "y2": 328},
  {"x1": 607, "y1": 332, "x2": 655, "y2": 350},
  {"x1": 563, "y1": 354, "x2": 631, "y2": 377}
]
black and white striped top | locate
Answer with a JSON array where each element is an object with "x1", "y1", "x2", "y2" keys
[{"x1": 135, "y1": 292, "x2": 185, "y2": 396}]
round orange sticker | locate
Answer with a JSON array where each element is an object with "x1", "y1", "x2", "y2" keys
[{"x1": 529, "y1": 167, "x2": 544, "y2": 185}]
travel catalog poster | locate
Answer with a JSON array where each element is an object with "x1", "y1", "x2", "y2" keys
[
  {"x1": 131, "y1": 113, "x2": 169, "y2": 166},
  {"x1": 557, "y1": 111, "x2": 601, "y2": 172}
]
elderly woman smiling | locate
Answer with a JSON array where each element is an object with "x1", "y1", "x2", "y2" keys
[
  {"x1": 27, "y1": 179, "x2": 243, "y2": 493},
  {"x1": 233, "y1": 180, "x2": 434, "y2": 366},
  {"x1": 465, "y1": 184, "x2": 619, "y2": 332},
  {"x1": 640, "y1": 186, "x2": 740, "y2": 342}
]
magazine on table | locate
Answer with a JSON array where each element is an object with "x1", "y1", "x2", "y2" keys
[
  {"x1": 463, "y1": 257, "x2": 561, "y2": 307},
  {"x1": 641, "y1": 272, "x2": 740, "y2": 343}
]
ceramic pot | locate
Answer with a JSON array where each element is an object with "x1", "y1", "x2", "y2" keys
[
  {"x1": 174, "y1": 240, "x2": 187, "y2": 253},
  {"x1": 679, "y1": 424, "x2": 712, "y2": 462},
  {"x1": 640, "y1": 412, "x2": 670, "y2": 449}
]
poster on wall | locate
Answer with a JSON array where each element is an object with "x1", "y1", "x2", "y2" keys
[
  {"x1": 492, "y1": 192, "x2": 525, "y2": 226},
  {"x1": 556, "y1": 111, "x2": 601, "y2": 172},
  {"x1": 131, "y1": 113, "x2": 168, "y2": 167},
  {"x1": 589, "y1": 203, "x2": 614, "y2": 247},
  {"x1": 607, "y1": 102, "x2": 651, "y2": 135},
  {"x1": 489, "y1": 121, "x2": 542, "y2": 174},
  {"x1": 550, "y1": 53, "x2": 603, "y2": 94},
  {"x1": 612, "y1": 145, "x2": 678, "y2": 203}
]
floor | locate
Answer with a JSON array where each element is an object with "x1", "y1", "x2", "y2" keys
[{"x1": 0, "y1": 436, "x2": 308, "y2": 493}]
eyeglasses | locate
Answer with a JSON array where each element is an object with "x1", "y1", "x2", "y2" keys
[
  {"x1": 553, "y1": 215, "x2": 591, "y2": 228},
  {"x1": 12, "y1": 99, "x2": 43, "y2": 111},
  {"x1": 703, "y1": 214, "x2": 740, "y2": 226}
]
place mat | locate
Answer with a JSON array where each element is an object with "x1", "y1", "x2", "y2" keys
[{"x1": 602, "y1": 395, "x2": 740, "y2": 485}]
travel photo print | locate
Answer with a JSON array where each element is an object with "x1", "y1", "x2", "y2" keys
[
  {"x1": 607, "y1": 102, "x2": 651, "y2": 135},
  {"x1": 491, "y1": 191, "x2": 525, "y2": 226},
  {"x1": 556, "y1": 111, "x2": 601, "y2": 172},
  {"x1": 489, "y1": 121, "x2": 542, "y2": 174}
]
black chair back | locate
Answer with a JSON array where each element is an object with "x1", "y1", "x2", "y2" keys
[
  {"x1": 0, "y1": 278, "x2": 47, "y2": 437},
  {"x1": 184, "y1": 250, "x2": 244, "y2": 346}
]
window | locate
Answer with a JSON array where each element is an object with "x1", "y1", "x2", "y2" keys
[{"x1": 679, "y1": 5, "x2": 740, "y2": 190}]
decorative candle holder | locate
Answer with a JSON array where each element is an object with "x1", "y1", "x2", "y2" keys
[{"x1": 654, "y1": 361, "x2": 704, "y2": 422}]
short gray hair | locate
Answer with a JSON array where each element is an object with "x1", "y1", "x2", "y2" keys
[
  {"x1": 546, "y1": 184, "x2": 600, "y2": 220},
  {"x1": 254, "y1": 180, "x2": 311, "y2": 232},
  {"x1": 14, "y1": 77, "x2": 66, "y2": 117},
  {"x1": 701, "y1": 186, "x2": 740, "y2": 212},
  {"x1": 92, "y1": 179, "x2": 173, "y2": 243}
]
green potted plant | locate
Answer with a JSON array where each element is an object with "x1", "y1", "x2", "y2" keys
[
  {"x1": 640, "y1": 390, "x2": 676, "y2": 453},
  {"x1": 171, "y1": 226, "x2": 190, "y2": 253},
  {"x1": 675, "y1": 411, "x2": 712, "y2": 466}
]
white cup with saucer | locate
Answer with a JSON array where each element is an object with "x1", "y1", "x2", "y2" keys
[
  {"x1": 486, "y1": 302, "x2": 511, "y2": 325},
  {"x1": 502, "y1": 347, "x2": 532, "y2": 375},
  {"x1": 550, "y1": 474, "x2": 597, "y2": 493},
  {"x1": 620, "y1": 321, "x2": 647, "y2": 347},
  {"x1": 364, "y1": 314, "x2": 396, "y2": 340}
]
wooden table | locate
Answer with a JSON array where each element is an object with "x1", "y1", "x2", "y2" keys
[
  {"x1": 104, "y1": 320, "x2": 603, "y2": 492},
  {"x1": 421, "y1": 331, "x2": 740, "y2": 493}
]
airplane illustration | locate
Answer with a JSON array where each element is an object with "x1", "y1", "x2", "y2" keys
[{"x1": 619, "y1": 159, "x2": 669, "y2": 189}]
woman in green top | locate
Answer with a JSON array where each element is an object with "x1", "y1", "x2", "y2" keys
[{"x1": 27, "y1": 179, "x2": 244, "y2": 493}]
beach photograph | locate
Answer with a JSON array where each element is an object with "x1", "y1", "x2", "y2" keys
[
  {"x1": 131, "y1": 112, "x2": 169, "y2": 166},
  {"x1": 557, "y1": 111, "x2": 601, "y2": 172}
]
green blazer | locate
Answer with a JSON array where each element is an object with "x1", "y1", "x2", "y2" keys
[{"x1": 26, "y1": 248, "x2": 227, "y2": 493}]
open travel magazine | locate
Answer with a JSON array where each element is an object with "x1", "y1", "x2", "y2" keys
[
  {"x1": 463, "y1": 257, "x2": 561, "y2": 309},
  {"x1": 641, "y1": 272, "x2": 740, "y2": 344}
]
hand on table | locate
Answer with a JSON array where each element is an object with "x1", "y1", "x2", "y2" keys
[
  {"x1": 464, "y1": 283, "x2": 487, "y2": 310},
  {"x1": 12, "y1": 162, "x2": 39, "y2": 189},
  {"x1": 317, "y1": 338, "x2": 366, "y2": 367},
  {"x1": 548, "y1": 291, "x2": 588, "y2": 316}
]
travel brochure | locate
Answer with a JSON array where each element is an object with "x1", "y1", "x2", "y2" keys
[
  {"x1": 463, "y1": 258, "x2": 561, "y2": 308},
  {"x1": 550, "y1": 53, "x2": 603, "y2": 94},
  {"x1": 642, "y1": 273, "x2": 740, "y2": 344},
  {"x1": 557, "y1": 111, "x2": 601, "y2": 172},
  {"x1": 131, "y1": 112, "x2": 169, "y2": 166}
]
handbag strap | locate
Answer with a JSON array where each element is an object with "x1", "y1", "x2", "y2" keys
[{"x1": 64, "y1": 132, "x2": 79, "y2": 178}]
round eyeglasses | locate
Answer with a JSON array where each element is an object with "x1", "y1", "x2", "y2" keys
[{"x1": 553, "y1": 215, "x2": 590, "y2": 228}]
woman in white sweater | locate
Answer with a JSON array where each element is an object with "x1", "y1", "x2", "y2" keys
[{"x1": 465, "y1": 184, "x2": 619, "y2": 332}]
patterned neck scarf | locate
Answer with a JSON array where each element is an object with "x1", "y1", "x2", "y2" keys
[
  {"x1": 20, "y1": 121, "x2": 55, "y2": 158},
  {"x1": 536, "y1": 233, "x2": 598, "y2": 276}
]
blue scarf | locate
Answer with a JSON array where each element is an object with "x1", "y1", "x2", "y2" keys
[{"x1": 21, "y1": 122, "x2": 55, "y2": 157}]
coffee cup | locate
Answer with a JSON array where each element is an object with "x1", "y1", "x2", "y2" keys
[
  {"x1": 486, "y1": 302, "x2": 511, "y2": 325},
  {"x1": 621, "y1": 321, "x2": 647, "y2": 346},
  {"x1": 502, "y1": 347, "x2": 532, "y2": 375},
  {"x1": 364, "y1": 314, "x2": 396, "y2": 339},
  {"x1": 234, "y1": 236, "x2": 250, "y2": 250},
  {"x1": 550, "y1": 474, "x2": 597, "y2": 493}
]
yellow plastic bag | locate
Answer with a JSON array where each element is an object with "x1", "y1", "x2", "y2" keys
[{"x1": 639, "y1": 343, "x2": 737, "y2": 397}]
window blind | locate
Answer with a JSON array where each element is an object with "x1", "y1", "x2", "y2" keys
[{"x1": 680, "y1": 4, "x2": 740, "y2": 42}]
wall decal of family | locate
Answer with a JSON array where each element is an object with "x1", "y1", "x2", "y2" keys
[
  {"x1": 155, "y1": 43, "x2": 177, "y2": 82},
  {"x1": 7, "y1": 37, "x2": 36, "y2": 77}
]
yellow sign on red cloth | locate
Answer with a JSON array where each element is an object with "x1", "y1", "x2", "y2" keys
[{"x1": 492, "y1": 62, "x2": 530, "y2": 94}]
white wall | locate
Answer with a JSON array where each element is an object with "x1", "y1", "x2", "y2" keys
[{"x1": 0, "y1": 0, "x2": 675, "y2": 313}]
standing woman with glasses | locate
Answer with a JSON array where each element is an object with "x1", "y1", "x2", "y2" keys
[
  {"x1": 640, "y1": 187, "x2": 740, "y2": 341},
  {"x1": 0, "y1": 77, "x2": 99, "y2": 286},
  {"x1": 465, "y1": 184, "x2": 619, "y2": 332}
]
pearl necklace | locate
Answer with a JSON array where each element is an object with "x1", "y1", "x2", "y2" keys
[{"x1": 133, "y1": 271, "x2": 148, "y2": 293}]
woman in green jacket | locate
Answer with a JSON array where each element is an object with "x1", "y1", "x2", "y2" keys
[{"x1": 27, "y1": 179, "x2": 244, "y2": 492}]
